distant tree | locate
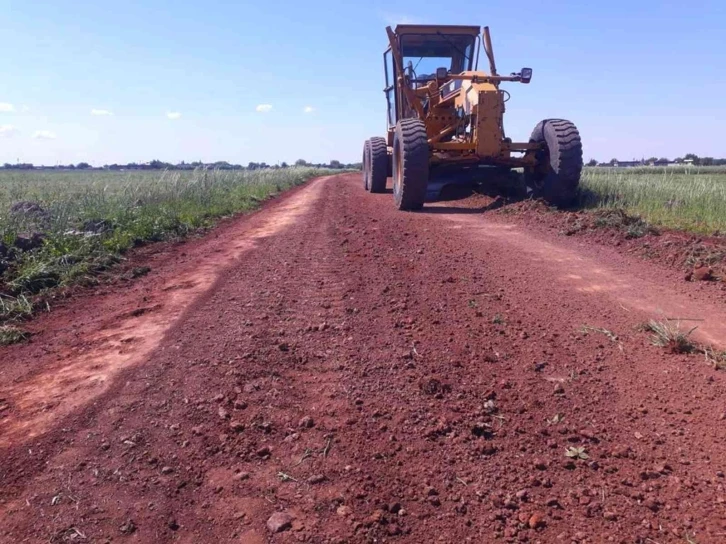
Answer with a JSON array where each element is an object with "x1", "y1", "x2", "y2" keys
[
  {"x1": 586, "y1": 159, "x2": 598, "y2": 167},
  {"x1": 76, "y1": 162, "x2": 91, "y2": 169},
  {"x1": 684, "y1": 153, "x2": 699, "y2": 163},
  {"x1": 646, "y1": 157, "x2": 658, "y2": 164},
  {"x1": 609, "y1": 158, "x2": 618, "y2": 166},
  {"x1": 329, "y1": 160, "x2": 342, "y2": 169},
  {"x1": 701, "y1": 157, "x2": 714, "y2": 166},
  {"x1": 280, "y1": 161, "x2": 288, "y2": 168},
  {"x1": 247, "y1": 162, "x2": 259, "y2": 170},
  {"x1": 659, "y1": 157, "x2": 669, "y2": 163},
  {"x1": 294, "y1": 159, "x2": 308, "y2": 167}
]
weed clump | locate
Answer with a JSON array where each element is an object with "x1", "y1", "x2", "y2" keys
[{"x1": 643, "y1": 319, "x2": 697, "y2": 354}]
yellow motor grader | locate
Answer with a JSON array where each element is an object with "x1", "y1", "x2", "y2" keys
[{"x1": 362, "y1": 24, "x2": 582, "y2": 210}]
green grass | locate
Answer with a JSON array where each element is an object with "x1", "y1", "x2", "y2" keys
[
  {"x1": 0, "y1": 167, "x2": 332, "y2": 323},
  {"x1": 0, "y1": 324, "x2": 27, "y2": 345},
  {"x1": 577, "y1": 166, "x2": 726, "y2": 234}
]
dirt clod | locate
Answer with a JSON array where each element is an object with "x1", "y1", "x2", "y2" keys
[{"x1": 266, "y1": 512, "x2": 294, "y2": 533}]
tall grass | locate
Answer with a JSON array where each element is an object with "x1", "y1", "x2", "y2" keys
[
  {"x1": 577, "y1": 167, "x2": 726, "y2": 234},
  {"x1": 0, "y1": 167, "x2": 331, "y2": 322}
]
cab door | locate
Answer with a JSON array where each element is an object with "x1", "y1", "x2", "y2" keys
[{"x1": 383, "y1": 48, "x2": 397, "y2": 127}]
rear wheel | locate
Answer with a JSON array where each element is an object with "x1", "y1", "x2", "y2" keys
[
  {"x1": 362, "y1": 139, "x2": 370, "y2": 190},
  {"x1": 525, "y1": 119, "x2": 582, "y2": 207},
  {"x1": 392, "y1": 119, "x2": 429, "y2": 210},
  {"x1": 368, "y1": 136, "x2": 388, "y2": 193}
]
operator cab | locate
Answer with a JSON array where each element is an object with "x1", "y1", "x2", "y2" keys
[{"x1": 384, "y1": 25, "x2": 480, "y2": 125}]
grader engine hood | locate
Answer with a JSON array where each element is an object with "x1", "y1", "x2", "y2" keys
[{"x1": 453, "y1": 74, "x2": 505, "y2": 158}]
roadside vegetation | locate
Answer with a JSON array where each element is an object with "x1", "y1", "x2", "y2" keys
[
  {"x1": 577, "y1": 166, "x2": 726, "y2": 235},
  {"x1": 0, "y1": 167, "x2": 332, "y2": 326}
]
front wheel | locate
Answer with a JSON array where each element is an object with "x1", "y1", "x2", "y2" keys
[
  {"x1": 525, "y1": 119, "x2": 582, "y2": 207},
  {"x1": 392, "y1": 119, "x2": 429, "y2": 211}
]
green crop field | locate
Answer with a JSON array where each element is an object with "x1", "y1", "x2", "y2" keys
[
  {"x1": 0, "y1": 167, "x2": 332, "y2": 328},
  {"x1": 577, "y1": 166, "x2": 726, "y2": 235}
]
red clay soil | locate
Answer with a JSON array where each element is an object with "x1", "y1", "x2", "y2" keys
[{"x1": 1, "y1": 173, "x2": 726, "y2": 544}]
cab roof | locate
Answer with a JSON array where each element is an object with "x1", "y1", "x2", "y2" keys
[{"x1": 394, "y1": 24, "x2": 481, "y2": 36}]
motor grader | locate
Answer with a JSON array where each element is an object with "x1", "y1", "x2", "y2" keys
[{"x1": 362, "y1": 24, "x2": 583, "y2": 210}]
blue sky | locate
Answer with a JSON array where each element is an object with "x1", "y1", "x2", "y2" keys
[{"x1": 0, "y1": 0, "x2": 724, "y2": 165}]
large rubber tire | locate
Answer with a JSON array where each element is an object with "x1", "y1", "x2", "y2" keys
[
  {"x1": 526, "y1": 119, "x2": 582, "y2": 207},
  {"x1": 368, "y1": 136, "x2": 388, "y2": 193},
  {"x1": 362, "y1": 139, "x2": 370, "y2": 190},
  {"x1": 392, "y1": 119, "x2": 429, "y2": 210}
]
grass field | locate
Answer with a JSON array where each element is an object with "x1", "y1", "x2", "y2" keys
[
  {"x1": 0, "y1": 167, "x2": 331, "y2": 329},
  {"x1": 577, "y1": 166, "x2": 726, "y2": 234}
]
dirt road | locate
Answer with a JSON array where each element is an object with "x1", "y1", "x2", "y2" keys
[{"x1": 1, "y1": 173, "x2": 725, "y2": 543}]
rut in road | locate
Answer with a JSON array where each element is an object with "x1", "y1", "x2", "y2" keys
[{"x1": 1, "y1": 173, "x2": 725, "y2": 543}]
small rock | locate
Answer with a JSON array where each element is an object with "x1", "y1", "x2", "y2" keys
[
  {"x1": 369, "y1": 509, "x2": 386, "y2": 524},
  {"x1": 603, "y1": 510, "x2": 618, "y2": 521},
  {"x1": 692, "y1": 266, "x2": 713, "y2": 282},
  {"x1": 229, "y1": 420, "x2": 245, "y2": 432},
  {"x1": 218, "y1": 407, "x2": 230, "y2": 420},
  {"x1": 191, "y1": 425, "x2": 204, "y2": 436},
  {"x1": 553, "y1": 383, "x2": 565, "y2": 395},
  {"x1": 534, "y1": 459, "x2": 548, "y2": 471},
  {"x1": 234, "y1": 471, "x2": 250, "y2": 481},
  {"x1": 337, "y1": 505, "x2": 352, "y2": 517},
  {"x1": 167, "y1": 517, "x2": 179, "y2": 530},
  {"x1": 307, "y1": 474, "x2": 326, "y2": 485},
  {"x1": 256, "y1": 445, "x2": 271, "y2": 458},
  {"x1": 119, "y1": 520, "x2": 136, "y2": 534},
  {"x1": 515, "y1": 489, "x2": 529, "y2": 501},
  {"x1": 546, "y1": 498, "x2": 562, "y2": 509},
  {"x1": 161, "y1": 466, "x2": 173, "y2": 474},
  {"x1": 266, "y1": 511, "x2": 294, "y2": 533},
  {"x1": 243, "y1": 383, "x2": 256, "y2": 394},
  {"x1": 234, "y1": 399, "x2": 248, "y2": 410},
  {"x1": 298, "y1": 416, "x2": 314, "y2": 429},
  {"x1": 529, "y1": 512, "x2": 546, "y2": 529}
]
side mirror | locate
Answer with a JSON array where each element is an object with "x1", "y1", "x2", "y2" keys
[
  {"x1": 520, "y1": 67, "x2": 533, "y2": 84},
  {"x1": 435, "y1": 67, "x2": 448, "y2": 80}
]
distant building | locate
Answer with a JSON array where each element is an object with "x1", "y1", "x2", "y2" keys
[{"x1": 611, "y1": 160, "x2": 643, "y2": 168}]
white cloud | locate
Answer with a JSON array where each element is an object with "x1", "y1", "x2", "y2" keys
[
  {"x1": 33, "y1": 130, "x2": 56, "y2": 140},
  {"x1": 20, "y1": 105, "x2": 30, "y2": 113},
  {"x1": 303, "y1": 106, "x2": 315, "y2": 114},
  {"x1": 166, "y1": 111, "x2": 181, "y2": 120},
  {"x1": 0, "y1": 124, "x2": 18, "y2": 136},
  {"x1": 256, "y1": 104, "x2": 273, "y2": 113},
  {"x1": 91, "y1": 108, "x2": 113, "y2": 116},
  {"x1": 0, "y1": 102, "x2": 15, "y2": 113}
]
